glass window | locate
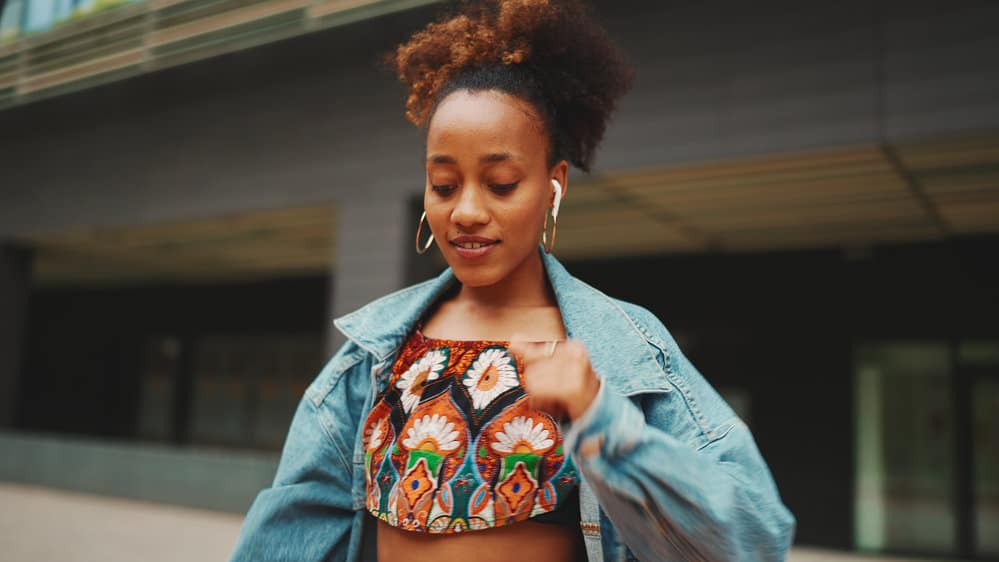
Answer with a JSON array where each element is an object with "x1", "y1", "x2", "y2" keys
[
  {"x1": 190, "y1": 337, "x2": 251, "y2": 447},
  {"x1": 1, "y1": 0, "x2": 24, "y2": 43},
  {"x1": 854, "y1": 342, "x2": 956, "y2": 554},
  {"x1": 189, "y1": 333, "x2": 321, "y2": 450},
  {"x1": 960, "y1": 340, "x2": 999, "y2": 367},
  {"x1": 963, "y1": 339, "x2": 999, "y2": 557},
  {"x1": 973, "y1": 376, "x2": 999, "y2": 556},
  {"x1": 136, "y1": 336, "x2": 180, "y2": 442}
]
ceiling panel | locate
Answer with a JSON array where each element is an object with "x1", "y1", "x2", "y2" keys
[
  {"x1": 636, "y1": 174, "x2": 910, "y2": 211},
  {"x1": 26, "y1": 205, "x2": 336, "y2": 286},
  {"x1": 680, "y1": 199, "x2": 928, "y2": 231},
  {"x1": 556, "y1": 220, "x2": 698, "y2": 259},
  {"x1": 614, "y1": 160, "x2": 897, "y2": 198},
  {"x1": 899, "y1": 133, "x2": 999, "y2": 233},
  {"x1": 725, "y1": 223, "x2": 941, "y2": 252},
  {"x1": 894, "y1": 134, "x2": 999, "y2": 170},
  {"x1": 555, "y1": 206, "x2": 705, "y2": 258},
  {"x1": 561, "y1": 178, "x2": 622, "y2": 209},
  {"x1": 613, "y1": 146, "x2": 889, "y2": 185},
  {"x1": 937, "y1": 200, "x2": 999, "y2": 233}
]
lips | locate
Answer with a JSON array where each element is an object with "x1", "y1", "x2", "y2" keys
[{"x1": 450, "y1": 235, "x2": 499, "y2": 259}]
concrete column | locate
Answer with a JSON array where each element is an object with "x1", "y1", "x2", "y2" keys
[
  {"x1": 0, "y1": 243, "x2": 32, "y2": 428},
  {"x1": 326, "y1": 196, "x2": 412, "y2": 355}
]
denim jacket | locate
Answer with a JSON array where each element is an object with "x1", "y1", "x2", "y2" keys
[{"x1": 230, "y1": 250, "x2": 796, "y2": 562}]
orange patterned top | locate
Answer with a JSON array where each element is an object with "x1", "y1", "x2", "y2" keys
[{"x1": 360, "y1": 329, "x2": 580, "y2": 534}]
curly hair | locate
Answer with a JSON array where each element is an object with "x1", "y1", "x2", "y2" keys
[{"x1": 387, "y1": 0, "x2": 633, "y2": 172}]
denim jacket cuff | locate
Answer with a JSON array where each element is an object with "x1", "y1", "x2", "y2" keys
[{"x1": 564, "y1": 378, "x2": 645, "y2": 462}]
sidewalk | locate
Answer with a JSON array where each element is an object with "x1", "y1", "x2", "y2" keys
[
  {"x1": 1, "y1": 483, "x2": 242, "y2": 562},
  {"x1": 0, "y1": 482, "x2": 943, "y2": 562}
]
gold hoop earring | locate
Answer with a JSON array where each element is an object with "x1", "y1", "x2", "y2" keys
[
  {"x1": 542, "y1": 210, "x2": 558, "y2": 254},
  {"x1": 415, "y1": 211, "x2": 434, "y2": 254}
]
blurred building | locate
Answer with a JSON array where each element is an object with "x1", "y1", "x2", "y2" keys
[{"x1": 0, "y1": 0, "x2": 997, "y2": 559}]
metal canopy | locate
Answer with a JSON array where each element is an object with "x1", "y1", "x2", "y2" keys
[
  {"x1": 21, "y1": 132, "x2": 999, "y2": 286},
  {"x1": 556, "y1": 133, "x2": 999, "y2": 257}
]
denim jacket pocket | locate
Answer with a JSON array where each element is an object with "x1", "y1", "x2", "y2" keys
[
  {"x1": 301, "y1": 343, "x2": 372, "y2": 487},
  {"x1": 306, "y1": 344, "x2": 367, "y2": 408},
  {"x1": 622, "y1": 305, "x2": 737, "y2": 446}
]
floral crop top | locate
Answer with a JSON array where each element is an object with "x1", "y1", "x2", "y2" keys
[{"x1": 361, "y1": 329, "x2": 581, "y2": 534}]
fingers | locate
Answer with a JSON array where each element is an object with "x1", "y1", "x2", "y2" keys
[
  {"x1": 528, "y1": 394, "x2": 567, "y2": 421},
  {"x1": 509, "y1": 336, "x2": 586, "y2": 366},
  {"x1": 507, "y1": 334, "x2": 553, "y2": 366},
  {"x1": 508, "y1": 336, "x2": 591, "y2": 423}
]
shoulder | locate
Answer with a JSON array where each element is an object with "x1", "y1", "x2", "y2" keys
[
  {"x1": 312, "y1": 272, "x2": 456, "y2": 405},
  {"x1": 607, "y1": 295, "x2": 738, "y2": 443},
  {"x1": 333, "y1": 270, "x2": 456, "y2": 361},
  {"x1": 304, "y1": 340, "x2": 370, "y2": 408},
  {"x1": 335, "y1": 274, "x2": 444, "y2": 328},
  {"x1": 603, "y1": 295, "x2": 679, "y2": 376},
  {"x1": 609, "y1": 298, "x2": 673, "y2": 348},
  {"x1": 565, "y1": 272, "x2": 675, "y2": 353}
]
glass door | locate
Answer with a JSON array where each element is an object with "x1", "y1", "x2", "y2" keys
[
  {"x1": 855, "y1": 340, "x2": 999, "y2": 559},
  {"x1": 972, "y1": 375, "x2": 999, "y2": 557},
  {"x1": 961, "y1": 341, "x2": 999, "y2": 559},
  {"x1": 854, "y1": 341, "x2": 956, "y2": 554}
]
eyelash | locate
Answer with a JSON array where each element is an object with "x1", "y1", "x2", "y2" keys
[
  {"x1": 490, "y1": 182, "x2": 518, "y2": 193},
  {"x1": 431, "y1": 183, "x2": 519, "y2": 195}
]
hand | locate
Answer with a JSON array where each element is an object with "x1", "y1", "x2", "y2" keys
[{"x1": 508, "y1": 336, "x2": 601, "y2": 421}]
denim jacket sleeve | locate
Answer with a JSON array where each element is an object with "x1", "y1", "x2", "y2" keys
[
  {"x1": 229, "y1": 342, "x2": 371, "y2": 562},
  {"x1": 565, "y1": 304, "x2": 796, "y2": 561}
]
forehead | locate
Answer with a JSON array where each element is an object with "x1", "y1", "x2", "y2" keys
[{"x1": 426, "y1": 90, "x2": 547, "y2": 157}]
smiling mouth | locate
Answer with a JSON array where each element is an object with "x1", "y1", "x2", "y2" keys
[{"x1": 452, "y1": 241, "x2": 497, "y2": 249}]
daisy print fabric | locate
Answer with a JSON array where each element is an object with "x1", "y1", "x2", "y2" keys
[
  {"x1": 463, "y1": 347, "x2": 519, "y2": 411},
  {"x1": 360, "y1": 330, "x2": 580, "y2": 534}
]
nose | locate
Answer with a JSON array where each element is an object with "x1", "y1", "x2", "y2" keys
[{"x1": 451, "y1": 184, "x2": 490, "y2": 228}]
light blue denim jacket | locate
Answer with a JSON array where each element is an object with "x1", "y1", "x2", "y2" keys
[{"x1": 231, "y1": 250, "x2": 796, "y2": 561}]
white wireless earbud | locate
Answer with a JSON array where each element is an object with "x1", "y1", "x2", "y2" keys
[{"x1": 551, "y1": 179, "x2": 563, "y2": 220}]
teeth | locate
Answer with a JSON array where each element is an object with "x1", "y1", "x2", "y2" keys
[{"x1": 458, "y1": 242, "x2": 488, "y2": 249}]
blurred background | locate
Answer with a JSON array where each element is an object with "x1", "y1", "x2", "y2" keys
[{"x1": 0, "y1": 0, "x2": 997, "y2": 560}]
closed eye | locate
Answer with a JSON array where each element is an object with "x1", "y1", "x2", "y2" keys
[
  {"x1": 431, "y1": 184, "x2": 456, "y2": 195},
  {"x1": 489, "y1": 182, "x2": 518, "y2": 193}
]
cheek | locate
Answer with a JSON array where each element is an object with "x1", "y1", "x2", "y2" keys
[
  {"x1": 500, "y1": 202, "x2": 545, "y2": 234},
  {"x1": 423, "y1": 194, "x2": 448, "y2": 226},
  {"x1": 425, "y1": 208, "x2": 449, "y2": 235}
]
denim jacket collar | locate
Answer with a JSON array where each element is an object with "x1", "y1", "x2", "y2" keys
[{"x1": 334, "y1": 248, "x2": 671, "y2": 396}]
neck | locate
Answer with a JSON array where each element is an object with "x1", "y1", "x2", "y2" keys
[{"x1": 455, "y1": 250, "x2": 555, "y2": 309}]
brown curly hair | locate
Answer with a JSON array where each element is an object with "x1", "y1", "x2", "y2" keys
[{"x1": 387, "y1": 0, "x2": 633, "y2": 172}]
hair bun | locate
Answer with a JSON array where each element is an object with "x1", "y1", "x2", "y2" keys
[{"x1": 389, "y1": 0, "x2": 633, "y2": 171}]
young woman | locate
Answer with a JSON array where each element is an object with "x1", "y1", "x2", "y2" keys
[{"x1": 230, "y1": 1, "x2": 795, "y2": 560}]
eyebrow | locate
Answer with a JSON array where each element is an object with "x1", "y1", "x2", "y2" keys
[{"x1": 427, "y1": 152, "x2": 520, "y2": 164}]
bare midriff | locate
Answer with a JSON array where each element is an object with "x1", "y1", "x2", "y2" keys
[{"x1": 375, "y1": 517, "x2": 585, "y2": 562}]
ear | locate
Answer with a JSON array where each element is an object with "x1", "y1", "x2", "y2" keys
[{"x1": 549, "y1": 160, "x2": 569, "y2": 217}]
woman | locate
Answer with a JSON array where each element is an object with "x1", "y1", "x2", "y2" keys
[{"x1": 230, "y1": 1, "x2": 795, "y2": 560}]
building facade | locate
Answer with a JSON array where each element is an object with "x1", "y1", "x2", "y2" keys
[{"x1": 1, "y1": 0, "x2": 997, "y2": 558}]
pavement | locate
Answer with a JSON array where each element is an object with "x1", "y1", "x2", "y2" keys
[
  {"x1": 1, "y1": 482, "x2": 242, "y2": 562},
  {"x1": 0, "y1": 482, "x2": 945, "y2": 562}
]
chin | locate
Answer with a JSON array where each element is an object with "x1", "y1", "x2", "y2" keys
[
  {"x1": 443, "y1": 246, "x2": 536, "y2": 288},
  {"x1": 449, "y1": 264, "x2": 507, "y2": 287}
]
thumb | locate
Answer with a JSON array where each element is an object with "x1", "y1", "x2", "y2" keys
[{"x1": 507, "y1": 333, "x2": 548, "y2": 368}]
